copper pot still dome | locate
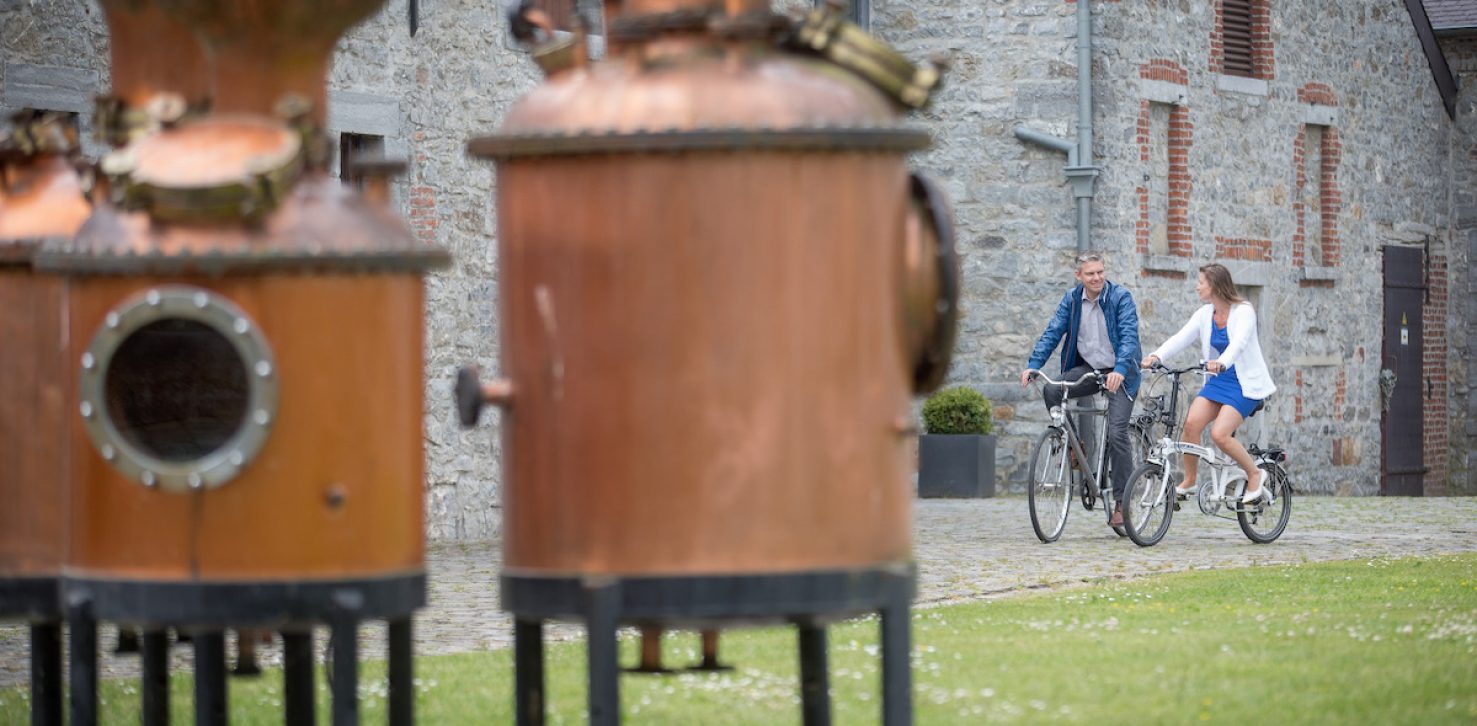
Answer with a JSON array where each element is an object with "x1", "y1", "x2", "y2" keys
[
  {"x1": 461, "y1": 1, "x2": 957, "y2": 723},
  {"x1": 34, "y1": 1, "x2": 448, "y2": 724}
]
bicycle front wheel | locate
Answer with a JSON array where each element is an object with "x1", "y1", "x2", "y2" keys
[
  {"x1": 1238, "y1": 464, "x2": 1292, "y2": 543},
  {"x1": 1028, "y1": 428, "x2": 1073, "y2": 543},
  {"x1": 1123, "y1": 461, "x2": 1175, "y2": 547}
]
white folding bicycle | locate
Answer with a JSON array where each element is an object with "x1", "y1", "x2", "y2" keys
[{"x1": 1121, "y1": 362, "x2": 1293, "y2": 547}]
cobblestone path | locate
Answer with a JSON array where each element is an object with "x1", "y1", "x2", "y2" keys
[{"x1": 3, "y1": 496, "x2": 1475, "y2": 688}]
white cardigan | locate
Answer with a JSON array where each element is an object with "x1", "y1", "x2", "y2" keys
[{"x1": 1150, "y1": 303, "x2": 1277, "y2": 400}]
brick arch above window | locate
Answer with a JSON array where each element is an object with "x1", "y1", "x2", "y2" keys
[
  {"x1": 1297, "y1": 82, "x2": 1339, "y2": 107},
  {"x1": 1139, "y1": 58, "x2": 1189, "y2": 85},
  {"x1": 1211, "y1": 0, "x2": 1274, "y2": 80}
]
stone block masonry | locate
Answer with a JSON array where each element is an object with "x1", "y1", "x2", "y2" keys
[
  {"x1": 898, "y1": 0, "x2": 1466, "y2": 498},
  {"x1": 1451, "y1": 41, "x2": 1477, "y2": 496}
]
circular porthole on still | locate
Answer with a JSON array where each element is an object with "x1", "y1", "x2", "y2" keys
[{"x1": 78, "y1": 286, "x2": 277, "y2": 492}]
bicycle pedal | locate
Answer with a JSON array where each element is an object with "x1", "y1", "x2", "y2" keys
[{"x1": 1172, "y1": 501, "x2": 1181, "y2": 511}]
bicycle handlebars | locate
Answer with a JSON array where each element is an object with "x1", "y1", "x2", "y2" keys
[
  {"x1": 1144, "y1": 360, "x2": 1209, "y2": 376},
  {"x1": 1026, "y1": 370, "x2": 1103, "y2": 388}
]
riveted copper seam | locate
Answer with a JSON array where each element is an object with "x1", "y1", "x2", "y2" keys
[
  {"x1": 34, "y1": 246, "x2": 451, "y2": 275},
  {"x1": 468, "y1": 126, "x2": 933, "y2": 159}
]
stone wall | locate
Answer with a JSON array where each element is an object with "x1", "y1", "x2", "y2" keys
[
  {"x1": 0, "y1": 1, "x2": 108, "y2": 156},
  {"x1": 868, "y1": 0, "x2": 1464, "y2": 496},
  {"x1": 330, "y1": 1, "x2": 545, "y2": 539},
  {"x1": 1441, "y1": 36, "x2": 1477, "y2": 496},
  {"x1": 3, "y1": 0, "x2": 1471, "y2": 540}
]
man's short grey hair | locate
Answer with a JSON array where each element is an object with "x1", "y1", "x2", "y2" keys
[{"x1": 1074, "y1": 250, "x2": 1106, "y2": 269}]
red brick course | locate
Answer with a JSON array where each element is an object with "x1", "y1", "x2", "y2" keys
[
  {"x1": 1297, "y1": 82, "x2": 1338, "y2": 106},
  {"x1": 1423, "y1": 254, "x2": 1450, "y2": 492},
  {"x1": 408, "y1": 129, "x2": 439, "y2": 246},
  {"x1": 1214, "y1": 236, "x2": 1273, "y2": 262},
  {"x1": 1139, "y1": 58, "x2": 1189, "y2": 85},
  {"x1": 1295, "y1": 369, "x2": 1303, "y2": 424}
]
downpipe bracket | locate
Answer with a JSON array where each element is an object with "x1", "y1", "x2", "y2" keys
[{"x1": 1063, "y1": 165, "x2": 1100, "y2": 200}]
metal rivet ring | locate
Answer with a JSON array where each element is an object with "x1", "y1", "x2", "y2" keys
[{"x1": 78, "y1": 286, "x2": 278, "y2": 494}]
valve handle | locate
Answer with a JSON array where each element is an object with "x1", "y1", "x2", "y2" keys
[
  {"x1": 455, "y1": 365, "x2": 514, "y2": 427},
  {"x1": 455, "y1": 366, "x2": 485, "y2": 428}
]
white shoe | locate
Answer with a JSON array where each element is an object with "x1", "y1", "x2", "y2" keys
[
  {"x1": 1174, "y1": 482, "x2": 1198, "y2": 498},
  {"x1": 1240, "y1": 471, "x2": 1270, "y2": 504}
]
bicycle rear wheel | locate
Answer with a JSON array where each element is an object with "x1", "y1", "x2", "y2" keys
[
  {"x1": 1238, "y1": 464, "x2": 1292, "y2": 543},
  {"x1": 1028, "y1": 428, "x2": 1073, "y2": 543},
  {"x1": 1123, "y1": 461, "x2": 1174, "y2": 547}
]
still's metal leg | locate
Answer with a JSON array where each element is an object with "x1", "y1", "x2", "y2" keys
[
  {"x1": 690, "y1": 630, "x2": 733, "y2": 672},
  {"x1": 283, "y1": 629, "x2": 315, "y2": 726},
  {"x1": 30, "y1": 621, "x2": 61, "y2": 726},
  {"x1": 331, "y1": 618, "x2": 360, "y2": 726},
  {"x1": 388, "y1": 618, "x2": 413, "y2": 726},
  {"x1": 115, "y1": 627, "x2": 141, "y2": 654},
  {"x1": 141, "y1": 629, "x2": 170, "y2": 726},
  {"x1": 584, "y1": 582, "x2": 621, "y2": 726},
  {"x1": 798, "y1": 622, "x2": 832, "y2": 726},
  {"x1": 67, "y1": 597, "x2": 97, "y2": 726},
  {"x1": 234, "y1": 629, "x2": 264, "y2": 677},
  {"x1": 514, "y1": 619, "x2": 546, "y2": 726},
  {"x1": 626, "y1": 626, "x2": 668, "y2": 673},
  {"x1": 194, "y1": 628, "x2": 225, "y2": 726},
  {"x1": 880, "y1": 597, "x2": 913, "y2": 726},
  {"x1": 194, "y1": 630, "x2": 228, "y2": 726}
]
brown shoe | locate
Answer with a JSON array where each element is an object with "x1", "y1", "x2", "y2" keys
[{"x1": 1108, "y1": 503, "x2": 1124, "y2": 527}]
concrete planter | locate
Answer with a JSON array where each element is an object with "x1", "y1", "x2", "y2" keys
[{"x1": 918, "y1": 434, "x2": 996, "y2": 498}]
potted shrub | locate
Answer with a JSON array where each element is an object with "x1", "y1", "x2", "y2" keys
[{"x1": 918, "y1": 386, "x2": 996, "y2": 498}]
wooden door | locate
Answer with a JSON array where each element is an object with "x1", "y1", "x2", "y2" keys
[{"x1": 1380, "y1": 245, "x2": 1425, "y2": 496}]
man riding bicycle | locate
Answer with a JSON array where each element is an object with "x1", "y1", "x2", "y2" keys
[{"x1": 1020, "y1": 250, "x2": 1143, "y2": 528}]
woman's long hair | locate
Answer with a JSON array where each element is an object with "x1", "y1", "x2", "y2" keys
[{"x1": 1200, "y1": 263, "x2": 1245, "y2": 304}]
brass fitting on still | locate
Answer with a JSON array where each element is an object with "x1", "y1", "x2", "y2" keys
[{"x1": 789, "y1": 0, "x2": 947, "y2": 110}]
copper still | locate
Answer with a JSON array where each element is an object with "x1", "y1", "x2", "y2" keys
[
  {"x1": 462, "y1": 2, "x2": 957, "y2": 723},
  {"x1": 0, "y1": 109, "x2": 90, "y2": 726},
  {"x1": 36, "y1": 1, "x2": 448, "y2": 724}
]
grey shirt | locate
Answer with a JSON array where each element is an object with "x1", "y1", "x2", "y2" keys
[{"x1": 1076, "y1": 290, "x2": 1116, "y2": 370}]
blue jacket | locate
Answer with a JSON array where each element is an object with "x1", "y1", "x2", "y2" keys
[{"x1": 1027, "y1": 280, "x2": 1143, "y2": 396}]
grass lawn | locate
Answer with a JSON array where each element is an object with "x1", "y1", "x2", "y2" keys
[{"x1": 2, "y1": 554, "x2": 1474, "y2": 724}]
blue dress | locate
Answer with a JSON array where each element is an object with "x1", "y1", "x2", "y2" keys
[{"x1": 1198, "y1": 319, "x2": 1262, "y2": 418}]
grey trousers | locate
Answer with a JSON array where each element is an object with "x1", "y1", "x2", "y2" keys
[{"x1": 1041, "y1": 363, "x2": 1135, "y2": 499}]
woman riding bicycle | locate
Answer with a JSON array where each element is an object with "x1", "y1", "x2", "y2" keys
[{"x1": 1140, "y1": 263, "x2": 1276, "y2": 504}]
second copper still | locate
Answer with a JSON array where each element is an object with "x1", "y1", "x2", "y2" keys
[
  {"x1": 462, "y1": 2, "x2": 957, "y2": 724},
  {"x1": 0, "y1": 109, "x2": 89, "y2": 726},
  {"x1": 37, "y1": 1, "x2": 448, "y2": 724}
]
